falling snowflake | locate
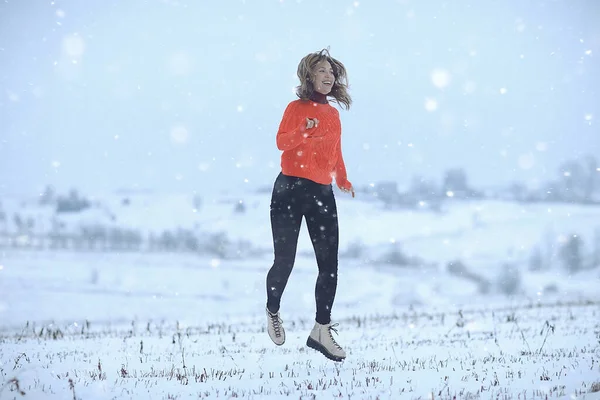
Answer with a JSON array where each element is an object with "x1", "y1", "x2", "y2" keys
[
  {"x1": 167, "y1": 52, "x2": 192, "y2": 76},
  {"x1": 463, "y1": 81, "x2": 476, "y2": 95},
  {"x1": 431, "y1": 69, "x2": 451, "y2": 89},
  {"x1": 518, "y1": 153, "x2": 535, "y2": 170},
  {"x1": 6, "y1": 90, "x2": 19, "y2": 102},
  {"x1": 170, "y1": 125, "x2": 189, "y2": 144},
  {"x1": 198, "y1": 163, "x2": 210, "y2": 172},
  {"x1": 62, "y1": 34, "x2": 85, "y2": 58},
  {"x1": 515, "y1": 18, "x2": 526, "y2": 33},
  {"x1": 535, "y1": 142, "x2": 548, "y2": 152},
  {"x1": 424, "y1": 98, "x2": 438, "y2": 112}
]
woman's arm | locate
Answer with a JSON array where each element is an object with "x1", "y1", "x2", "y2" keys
[
  {"x1": 333, "y1": 136, "x2": 353, "y2": 193},
  {"x1": 276, "y1": 102, "x2": 310, "y2": 151}
]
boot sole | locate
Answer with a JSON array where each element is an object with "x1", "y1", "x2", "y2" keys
[{"x1": 306, "y1": 337, "x2": 345, "y2": 362}]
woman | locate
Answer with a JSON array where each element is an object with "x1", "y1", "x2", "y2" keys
[{"x1": 265, "y1": 48, "x2": 354, "y2": 362}]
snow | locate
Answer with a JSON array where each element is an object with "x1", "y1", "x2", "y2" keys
[
  {"x1": 1, "y1": 192, "x2": 599, "y2": 398},
  {"x1": 1, "y1": 251, "x2": 600, "y2": 399},
  {"x1": 431, "y1": 69, "x2": 451, "y2": 89},
  {"x1": 424, "y1": 98, "x2": 438, "y2": 112},
  {"x1": 1, "y1": 0, "x2": 599, "y2": 396}
]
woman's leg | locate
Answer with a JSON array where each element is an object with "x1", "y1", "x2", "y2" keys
[
  {"x1": 304, "y1": 184, "x2": 339, "y2": 325},
  {"x1": 266, "y1": 173, "x2": 303, "y2": 314}
]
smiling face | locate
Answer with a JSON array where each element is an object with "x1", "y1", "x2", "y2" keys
[
  {"x1": 312, "y1": 60, "x2": 335, "y2": 95},
  {"x1": 295, "y1": 49, "x2": 352, "y2": 109}
]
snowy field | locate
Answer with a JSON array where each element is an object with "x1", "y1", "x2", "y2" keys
[
  {"x1": 1, "y1": 251, "x2": 600, "y2": 399},
  {"x1": 1, "y1": 194, "x2": 600, "y2": 399}
]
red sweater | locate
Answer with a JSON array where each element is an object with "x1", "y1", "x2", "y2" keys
[{"x1": 276, "y1": 99, "x2": 352, "y2": 190}]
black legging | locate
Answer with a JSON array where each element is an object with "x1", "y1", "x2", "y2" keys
[{"x1": 266, "y1": 172, "x2": 339, "y2": 325}]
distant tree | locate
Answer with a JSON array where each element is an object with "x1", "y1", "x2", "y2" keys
[
  {"x1": 193, "y1": 194, "x2": 203, "y2": 211},
  {"x1": 205, "y1": 232, "x2": 230, "y2": 258},
  {"x1": 542, "y1": 228, "x2": 557, "y2": 270},
  {"x1": 56, "y1": 189, "x2": 91, "y2": 213},
  {"x1": 410, "y1": 175, "x2": 439, "y2": 200},
  {"x1": 26, "y1": 217, "x2": 34, "y2": 232},
  {"x1": 375, "y1": 181, "x2": 400, "y2": 206},
  {"x1": 541, "y1": 181, "x2": 562, "y2": 202},
  {"x1": 442, "y1": 168, "x2": 468, "y2": 195},
  {"x1": 559, "y1": 234, "x2": 583, "y2": 273},
  {"x1": 558, "y1": 160, "x2": 586, "y2": 202},
  {"x1": 80, "y1": 224, "x2": 108, "y2": 250},
  {"x1": 40, "y1": 185, "x2": 56, "y2": 206},
  {"x1": 178, "y1": 229, "x2": 199, "y2": 252},
  {"x1": 159, "y1": 230, "x2": 177, "y2": 252},
  {"x1": 49, "y1": 217, "x2": 67, "y2": 249},
  {"x1": 234, "y1": 200, "x2": 246, "y2": 214},
  {"x1": 148, "y1": 233, "x2": 158, "y2": 251},
  {"x1": 528, "y1": 246, "x2": 544, "y2": 271},
  {"x1": 383, "y1": 243, "x2": 411, "y2": 266},
  {"x1": 509, "y1": 182, "x2": 527, "y2": 202},
  {"x1": 13, "y1": 213, "x2": 24, "y2": 233},
  {"x1": 446, "y1": 259, "x2": 491, "y2": 294},
  {"x1": 593, "y1": 228, "x2": 600, "y2": 269},
  {"x1": 123, "y1": 229, "x2": 143, "y2": 251},
  {"x1": 497, "y1": 261, "x2": 522, "y2": 295},
  {"x1": 108, "y1": 228, "x2": 125, "y2": 250},
  {"x1": 341, "y1": 239, "x2": 365, "y2": 259},
  {"x1": 583, "y1": 155, "x2": 598, "y2": 201},
  {"x1": 0, "y1": 210, "x2": 6, "y2": 232}
]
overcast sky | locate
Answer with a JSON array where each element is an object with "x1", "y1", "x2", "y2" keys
[{"x1": 1, "y1": 0, "x2": 599, "y2": 197}]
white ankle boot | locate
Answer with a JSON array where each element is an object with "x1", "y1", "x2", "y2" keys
[
  {"x1": 306, "y1": 322, "x2": 346, "y2": 361},
  {"x1": 266, "y1": 307, "x2": 285, "y2": 346}
]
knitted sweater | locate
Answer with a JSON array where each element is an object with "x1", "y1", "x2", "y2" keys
[{"x1": 275, "y1": 97, "x2": 352, "y2": 190}]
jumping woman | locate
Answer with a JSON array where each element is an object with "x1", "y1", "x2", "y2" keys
[{"x1": 265, "y1": 48, "x2": 354, "y2": 362}]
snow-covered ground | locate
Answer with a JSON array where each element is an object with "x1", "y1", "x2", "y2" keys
[
  {"x1": 1, "y1": 251, "x2": 600, "y2": 399},
  {"x1": 1, "y1": 192, "x2": 600, "y2": 399}
]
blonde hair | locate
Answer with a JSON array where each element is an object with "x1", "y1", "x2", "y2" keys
[{"x1": 295, "y1": 48, "x2": 352, "y2": 110}]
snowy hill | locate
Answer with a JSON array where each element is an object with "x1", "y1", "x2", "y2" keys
[{"x1": 1, "y1": 189, "x2": 600, "y2": 302}]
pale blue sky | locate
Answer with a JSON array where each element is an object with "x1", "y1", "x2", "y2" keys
[{"x1": 1, "y1": 0, "x2": 598, "y2": 196}]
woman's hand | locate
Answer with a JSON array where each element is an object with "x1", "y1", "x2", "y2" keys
[
  {"x1": 339, "y1": 183, "x2": 355, "y2": 198},
  {"x1": 305, "y1": 117, "x2": 319, "y2": 129}
]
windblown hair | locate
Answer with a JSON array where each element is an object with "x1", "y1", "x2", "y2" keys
[{"x1": 295, "y1": 48, "x2": 352, "y2": 110}]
